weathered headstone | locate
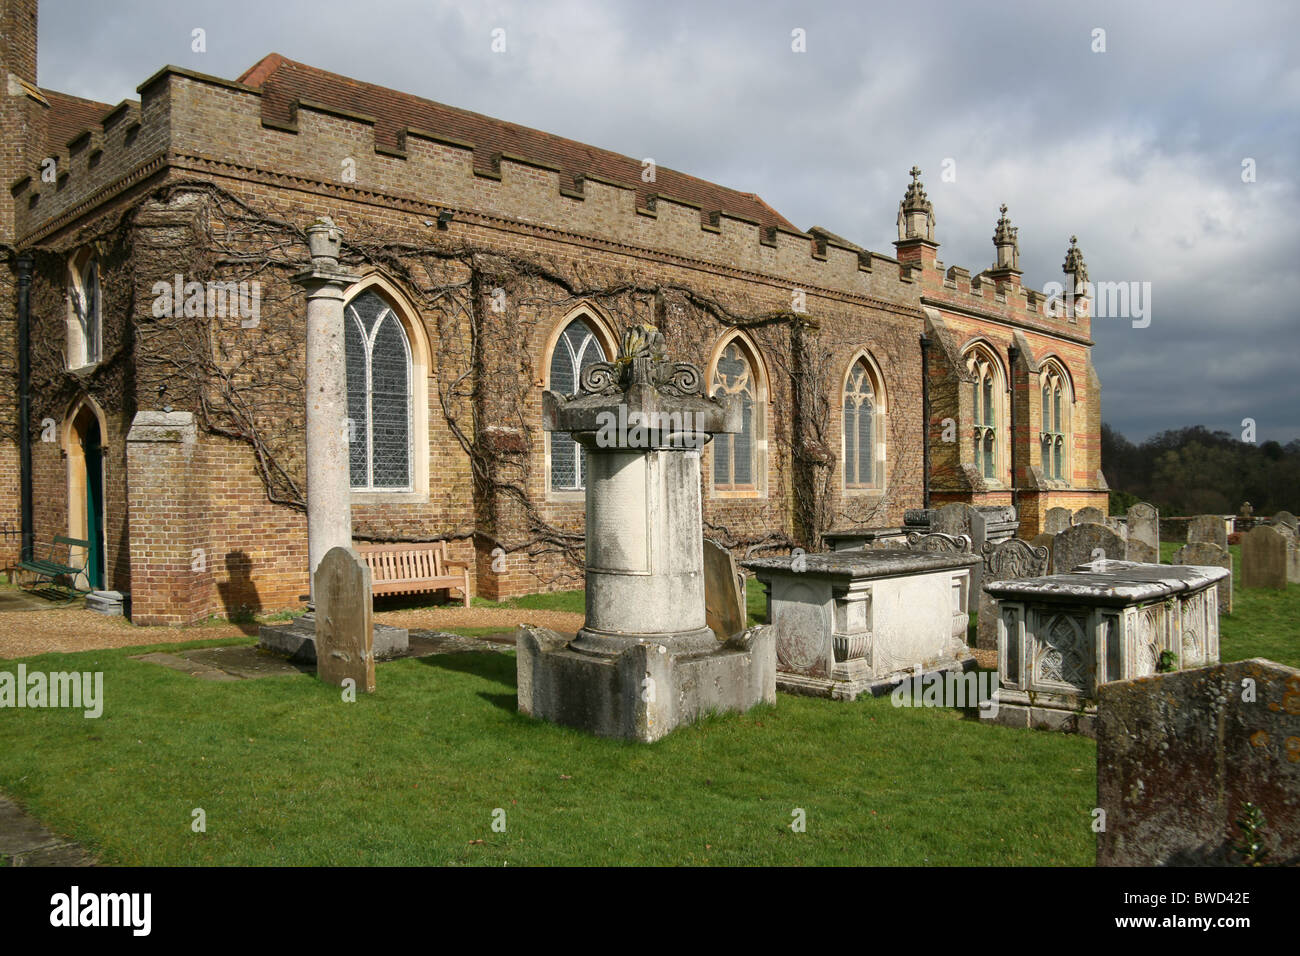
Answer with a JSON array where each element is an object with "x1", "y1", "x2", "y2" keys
[
  {"x1": 977, "y1": 538, "x2": 1048, "y2": 650},
  {"x1": 314, "y1": 546, "x2": 375, "y2": 693},
  {"x1": 1274, "y1": 510, "x2": 1298, "y2": 533},
  {"x1": 1241, "y1": 525, "x2": 1287, "y2": 590},
  {"x1": 1171, "y1": 541, "x2": 1233, "y2": 614},
  {"x1": 1072, "y1": 506, "x2": 1106, "y2": 526},
  {"x1": 905, "y1": 531, "x2": 972, "y2": 554},
  {"x1": 1125, "y1": 502, "x2": 1159, "y2": 563},
  {"x1": 932, "y1": 503, "x2": 981, "y2": 547},
  {"x1": 1188, "y1": 514, "x2": 1228, "y2": 549},
  {"x1": 1030, "y1": 533, "x2": 1056, "y2": 572},
  {"x1": 932, "y1": 503, "x2": 984, "y2": 593},
  {"x1": 1043, "y1": 507, "x2": 1072, "y2": 535},
  {"x1": 1052, "y1": 523, "x2": 1126, "y2": 573},
  {"x1": 703, "y1": 537, "x2": 746, "y2": 641},
  {"x1": 1097, "y1": 659, "x2": 1300, "y2": 866}
]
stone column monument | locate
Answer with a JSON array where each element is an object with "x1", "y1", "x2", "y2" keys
[
  {"x1": 517, "y1": 324, "x2": 775, "y2": 742},
  {"x1": 260, "y1": 217, "x2": 408, "y2": 663},
  {"x1": 294, "y1": 217, "x2": 358, "y2": 600}
]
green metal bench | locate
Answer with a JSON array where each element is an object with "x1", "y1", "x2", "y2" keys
[{"x1": 17, "y1": 536, "x2": 90, "y2": 600}]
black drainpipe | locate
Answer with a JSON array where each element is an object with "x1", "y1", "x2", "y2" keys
[
  {"x1": 1007, "y1": 343, "x2": 1019, "y2": 515},
  {"x1": 16, "y1": 253, "x2": 34, "y2": 563},
  {"x1": 919, "y1": 333, "x2": 930, "y2": 509}
]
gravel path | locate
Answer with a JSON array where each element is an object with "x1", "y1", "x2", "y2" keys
[{"x1": 0, "y1": 598, "x2": 583, "y2": 660}]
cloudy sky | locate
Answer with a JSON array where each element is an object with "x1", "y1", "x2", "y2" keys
[{"x1": 37, "y1": 0, "x2": 1300, "y2": 443}]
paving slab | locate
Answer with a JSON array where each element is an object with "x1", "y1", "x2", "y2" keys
[{"x1": 0, "y1": 796, "x2": 94, "y2": 867}]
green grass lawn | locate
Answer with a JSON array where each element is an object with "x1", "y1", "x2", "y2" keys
[
  {"x1": 0, "y1": 546, "x2": 1292, "y2": 866},
  {"x1": 0, "y1": 634, "x2": 1096, "y2": 866}
]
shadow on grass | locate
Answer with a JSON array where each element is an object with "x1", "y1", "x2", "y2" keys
[{"x1": 417, "y1": 650, "x2": 516, "y2": 685}]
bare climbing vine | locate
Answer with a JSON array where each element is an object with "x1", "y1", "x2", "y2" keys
[{"x1": 27, "y1": 178, "x2": 856, "y2": 578}]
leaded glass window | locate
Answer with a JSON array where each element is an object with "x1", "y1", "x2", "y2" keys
[
  {"x1": 843, "y1": 359, "x2": 878, "y2": 489},
  {"x1": 712, "y1": 340, "x2": 758, "y2": 490},
  {"x1": 345, "y1": 291, "x2": 412, "y2": 490},
  {"x1": 69, "y1": 254, "x2": 101, "y2": 367},
  {"x1": 549, "y1": 317, "x2": 606, "y2": 490},
  {"x1": 966, "y1": 348, "x2": 1000, "y2": 480},
  {"x1": 1040, "y1": 365, "x2": 1069, "y2": 482}
]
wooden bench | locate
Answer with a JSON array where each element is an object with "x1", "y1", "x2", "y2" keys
[
  {"x1": 355, "y1": 541, "x2": 471, "y2": 607},
  {"x1": 17, "y1": 535, "x2": 90, "y2": 596}
]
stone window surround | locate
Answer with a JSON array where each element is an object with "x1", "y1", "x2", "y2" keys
[
  {"x1": 541, "y1": 302, "x2": 619, "y2": 503},
  {"x1": 706, "y1": 328, "x2": 769, "y2": 500},
  {"x1": 840, "y1": 348, "x2": 887, "y2": 497},
  {"x1": 342, "y1": 272, "x2": 431, "y2": 505},
  {"x1": 962, "y1": 340, "x2": 1009, "y2": 488},
  {"x1": 65, "y1": 247, "x2": 102, "y2": 371},
  {"x1": 1038, "y1": 357, "x2": 1074, "y2": 487}
]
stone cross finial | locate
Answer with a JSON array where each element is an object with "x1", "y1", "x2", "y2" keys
[
  {"x1": 992, "y1": 203, "x2": 1020, "y2": 272},
  {"x1": 898, "y1": 166, "x2": 935, "y2": 242}
]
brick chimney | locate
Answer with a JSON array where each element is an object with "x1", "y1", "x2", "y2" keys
[{"x1": 1, "y1": 0, "x2": 47, "y2": 245}]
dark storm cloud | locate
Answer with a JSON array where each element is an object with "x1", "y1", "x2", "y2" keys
[{"x1": 37, "y1": 0, "x2": 1300, "y2": 441}]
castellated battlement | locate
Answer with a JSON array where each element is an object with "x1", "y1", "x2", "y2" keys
[
  {"x1": 12, "y1": 64, "x2": 1083, "y2": 338},
  {"x1": 13, "y1": 66, "x2": 906, "y2": 305}
]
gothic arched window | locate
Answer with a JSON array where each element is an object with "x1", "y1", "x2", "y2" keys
[
  {"x1": 965, "y1": 345, "x2": 1004, "y2": 481},
  {"x1": 711, "y1": 338, "x2": 763, "y2": 491},
  {"x1": 843, "y1": 356, "x2": 884, "y2": 490},
  {"x1": 67, "y1": 251, "x2": 102, "y2": 368},
  {"x1": 548, "y1": 316, "x2": 607, "y2": 491},
  {"x1": 1040, "y1": 363, "x2": 1071, "y2": 483},
  {"x1": 345, "y1": 290, "x2": 412, "y2": 490}
]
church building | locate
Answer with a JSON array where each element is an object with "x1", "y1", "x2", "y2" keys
[{"x1": 0, "y1": 0, "x2": 1107, "y2": 623}]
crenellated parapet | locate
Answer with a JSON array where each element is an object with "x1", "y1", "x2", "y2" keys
[{"x1": 13, "y1": 65, "x2": 914, "y2": 309}]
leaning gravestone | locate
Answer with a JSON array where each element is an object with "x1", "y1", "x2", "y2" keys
[
  {"x1": 1126, "y1": 502, "x2": 1159, "y2": 563},
  {"x1": 1274, "y1": 510, "x2": 1298, "y2": 533},
  {"x1": 1171, "y1": 541, "x2": 1234, "y2": 614},
  {"x1": 1241, "y1": 525, "x2": 1287, "y2": 590},
  {"x1": 1043, "y1": 507, "x2": 1072, "y2": 535},
  {"x1": 1052, "y1": 523, "x2": 1126, "y2": 573},
  {"x1": 1073, "y1": 506, "x2": 1106, "y2": 526},
  {"x1": 1097, "y1": 658, "x2": 1300, "y2": 866},
  {"x1": 977, "y1": 538, "x2": 1048, "y2": 650},
  {"x1": 314, "y1": 546, "x2": 375, "y2": 693},
  {"x1": 703, "y1": 537, "x2": 747, "y2": 642},
  {"x1": 1188, "y1": 514, "x2": 1228, "y2": 549}
]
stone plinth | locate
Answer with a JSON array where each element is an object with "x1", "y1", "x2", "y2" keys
[
  {"x1": 518, "y1": 324, "x2": 775, "y2": 742},
  {"x1": 985, "y1": 560, "x2": 1228, "y2": 735},
  {"x1": 742, "y1": 550, "x2": 978, "y2": 700}
]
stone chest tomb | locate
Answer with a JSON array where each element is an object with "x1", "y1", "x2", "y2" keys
[
  {"x1": 985, "y1": 560, "x2": 1228, "y2": 735},
  {"x1": 743, "y1": 549, "x2": 978, "y2": 700}
]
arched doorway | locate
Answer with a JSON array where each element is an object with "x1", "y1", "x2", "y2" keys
[{"x1": 66, "y1": 402, "x2": 105, "y2": 591}]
